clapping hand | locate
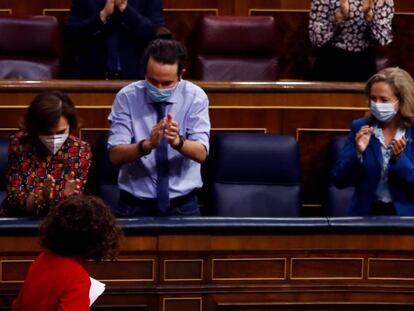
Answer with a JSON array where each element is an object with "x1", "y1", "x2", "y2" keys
[
  {"x1": 336, "y1": 0, "x2": 350, "y2": 23},
  {"x1": 63, "y1": 172, "x2": 82, "y2": 198},
  {"x1": 355, "y1": 125, "x2": 374, "y2": 154},
  {"x1": 362, "y1": 0, "x2": 374, "y2": 22},
  {"x1": 165, "y1": 113, "x2": 180, "y2": 146},
  {"x1": 42, "y1": 174, "x2": 55, "y2": 201},
  {"x1": 149, "y1": 117, "x2": 167, "y2": 150},
  {"x1": 100, "y1": 0, "x2": 115, "y2": 22},
  {"x1": 115, "y1": 0, "x2": 128, "y2": 12},
  {"x1": 391, "y1": 136, "x2": 406, "y2": 161}
]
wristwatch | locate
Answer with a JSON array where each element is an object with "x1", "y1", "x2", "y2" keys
[
  {"x1": 138, "y1": 139, "x2": 151, "y2": 156},
  {"x1": 172, "y1": 135, "x2": 186, "y2": 150}
]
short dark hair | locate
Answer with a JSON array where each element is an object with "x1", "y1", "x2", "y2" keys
[
  {"x1": 143, "y1": 39, "x2": 187, "y2": 77},
  {"x1": 22, "y1": 91, "x2": 78, "y2": 136},
  {"x1": 40, "y1": 195, "x2": 122, "y2": 261}
]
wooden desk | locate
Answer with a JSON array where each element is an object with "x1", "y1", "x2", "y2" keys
[{"x1": 1, "y1": 217, "x2": 414, "y2": 310}]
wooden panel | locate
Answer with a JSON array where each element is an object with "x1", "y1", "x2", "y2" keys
[
  {"x1": 212, "y1": 258, "x2": 286, "y2": 280},
  {"x1": 43, "y1": 8, "x2": 70, "y2": 25},
  {"x1": 389, "y1": 13, "x2": 414, "y2": 79},
  {"x1": 218, "y1": 302, "x2": 414, "y2": 311},
  {"x1": 291, "y1": 258, "x2": 364, "y2": 280},
  {"x1": 236, "y1": 0, "x2": 311, "y2": 15},
  {"x1": 163, "y1": 259, "x2": 203, "y2": 281},
  {"x1": 163, "y1": 297, "x2": 202, "y2": 311},
  {"x1": 2, "y1": 231, "x2": 414, "y2": 308},
  {"x1": 368, "y1": 258, "x2": 414, "y2": 280},
  {"x1": 297, "y1": 128, "x2": 350, "y2": 210},
  {"x1": 1, "y1": 260, "x2": 32, "y2": 282},
  {"x1": 85, "y1": 259, "x2": 155, "y2": 282}
]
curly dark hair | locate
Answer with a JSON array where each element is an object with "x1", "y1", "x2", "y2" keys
[{"x1": 40, "y1": 195, "x2": 122, "y2": 261}]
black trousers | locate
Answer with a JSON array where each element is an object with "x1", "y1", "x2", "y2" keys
[
  {"x1": 311, "y1": 45, "x2": 377, "y2": 82},
  {"x1": 370, "y1": 201, "x2": 396, "y2": 216},
  {"x1": 117, "y1": 190, "x2": 200, "y2": 217}
]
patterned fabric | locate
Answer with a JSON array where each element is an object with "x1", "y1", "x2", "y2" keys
[
  {"x1": 309, "y1": 0, "x2": 394, "y2": 52},
  {"x1": 3, "y1": 131, "x2": 92, "y2": 214}
]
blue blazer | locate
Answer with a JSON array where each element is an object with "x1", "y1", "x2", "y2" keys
[
  {"x1": 333, "y1": 118, "x2": 414, "y2": 216},
  {"x1": 66, "y1": 0, "x2": 165, "y2": 79}
]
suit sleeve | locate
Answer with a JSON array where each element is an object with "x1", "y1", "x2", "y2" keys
[
  {"x1": 119, "y1": 0, "x2": 165, "y2": 41},
  {"x1": 388, "y1": 144, "x2": 414, "y2": 188},
  {"x1": 332, "y1": 121, "x2": 364, "y2": 188},
  {"x1": 66, "y1": 0, "x2": 107, "y2": 37}
]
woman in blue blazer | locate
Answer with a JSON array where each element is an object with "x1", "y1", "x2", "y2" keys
[{"x1": 333, "y1": 67, "x2": 414, "y2": 216}]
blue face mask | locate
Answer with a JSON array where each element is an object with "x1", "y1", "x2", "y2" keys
[
  {"x1": 146, "y1": 79, "x2": 177, "y2": 102},
  {"x1": 370, "y1": 100, "x2": 398, "y2": 122}
]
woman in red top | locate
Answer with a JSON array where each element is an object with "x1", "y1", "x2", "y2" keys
[
  {"x1": 13, "y1": 195, "x2": 122, "y2": 310},
  {"x1": 0, "y1": 91, "x2": 92, "y2": 216}
]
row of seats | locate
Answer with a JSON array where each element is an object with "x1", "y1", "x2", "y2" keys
[
  {"x1": 0, "y1": 14, "x2": 388, "y2": 81},
  {"x1": 0, "y1": 14, "x2": 278, "y2": 81},
  {"x1": 0, "y1": 133, "x2": 353, "y2": 217},
  {"x1": 0, "y1": 133, "x2": 354, "y2": 217}
]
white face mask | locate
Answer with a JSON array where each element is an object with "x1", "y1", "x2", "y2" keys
[
  {"x1": 38, "y1": 133, "x2": 69, "y2": 154},
  {"x1": 370, "y1": 100, "x2": 398, "y2": 122}
]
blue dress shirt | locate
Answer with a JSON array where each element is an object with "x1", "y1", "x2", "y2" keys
[{"x1": 108, "y1": 80, "x2": 210, "y2": 199}]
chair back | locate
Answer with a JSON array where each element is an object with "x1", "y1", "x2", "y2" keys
[
  {"x1": 194, "y1": 16, "x2": 279, "y2": 81},
  {"x1": 94, "y1": 134, "x2": 120, "y2": 213},
  {"x1": 209, "y1": 133, "x2": 301, "y2": 217},
  {"x1": 326, "y1": 135, "x2": 354, "y2": 216},
  {"x1": 0, "y1": 15, "x2": 61, "y2": 79}
]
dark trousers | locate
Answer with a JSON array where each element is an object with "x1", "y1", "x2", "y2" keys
[
  {"x1": 117, "y1": 190, "x2": 200, "y2": 217},
  {"x1": 370, "y1": 201, "x2": 396, "y2": 216},
  {"x1": 311, "y1": 45, "x2": 377, "y2": 82}
]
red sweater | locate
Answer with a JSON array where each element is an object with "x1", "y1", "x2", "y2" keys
[{"x1": 13, "y1": 251, "x2": 90, "y2": 311}]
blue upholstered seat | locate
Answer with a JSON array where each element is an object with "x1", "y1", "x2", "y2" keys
[
  {"x1": 209, "y1": 133, "x2": 301, "y2": 217},
  {"x1": 325, "y1": 135, "x2": 354, "y2": 216},
  {"x1": 94, "y1": 134, "x2": 120, "y2": 213}
]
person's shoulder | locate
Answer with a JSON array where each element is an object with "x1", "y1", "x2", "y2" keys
[
  {"x1": 11, "y1": 130, "x2": 28, "y2": 141},
  {"x1": 42, "y1": 251, "x2": 88, "y2": 277},
  {"x1": 117, "y1": 80, "x2": 146, "y2": 97},
  {"x1": 9, "y1": 131, "x2": 30, "y2": 147},
  {"x1": 351, "y1": 117, "x2": 369, "y2": 130},
  {"x1": 180, "y1": 80, "x2": 208, "y2": 99}
]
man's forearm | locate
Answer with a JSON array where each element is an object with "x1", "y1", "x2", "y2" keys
[
  {"x1": 176, "y1": 140, "x2": 207, "y2": 163},
  {"x1": 109, "y1": 141, "x2": 151, "y2": 165}
]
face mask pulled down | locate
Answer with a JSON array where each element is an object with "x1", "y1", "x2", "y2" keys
[
  {"x1": 370, "y1": 100, "x2": 397, "y2": 122},
  {"x1": 146, "y1": 80, "x2": 177, "y2": 103},
  {"x1": 39, "y1": 133, "x2": 69, "y2": 155}
]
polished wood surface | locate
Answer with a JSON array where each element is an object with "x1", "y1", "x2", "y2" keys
[{"x1": 2, "y1": 227, "x2": 414, "y2": 310}]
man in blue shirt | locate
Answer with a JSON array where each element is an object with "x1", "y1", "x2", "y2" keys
[
  {"x1": 107, "y1": 39, "x2": 210, "y2": 216},
  {"x1": 66, "y1": 0, "x2": 165, "y2": 79}
]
